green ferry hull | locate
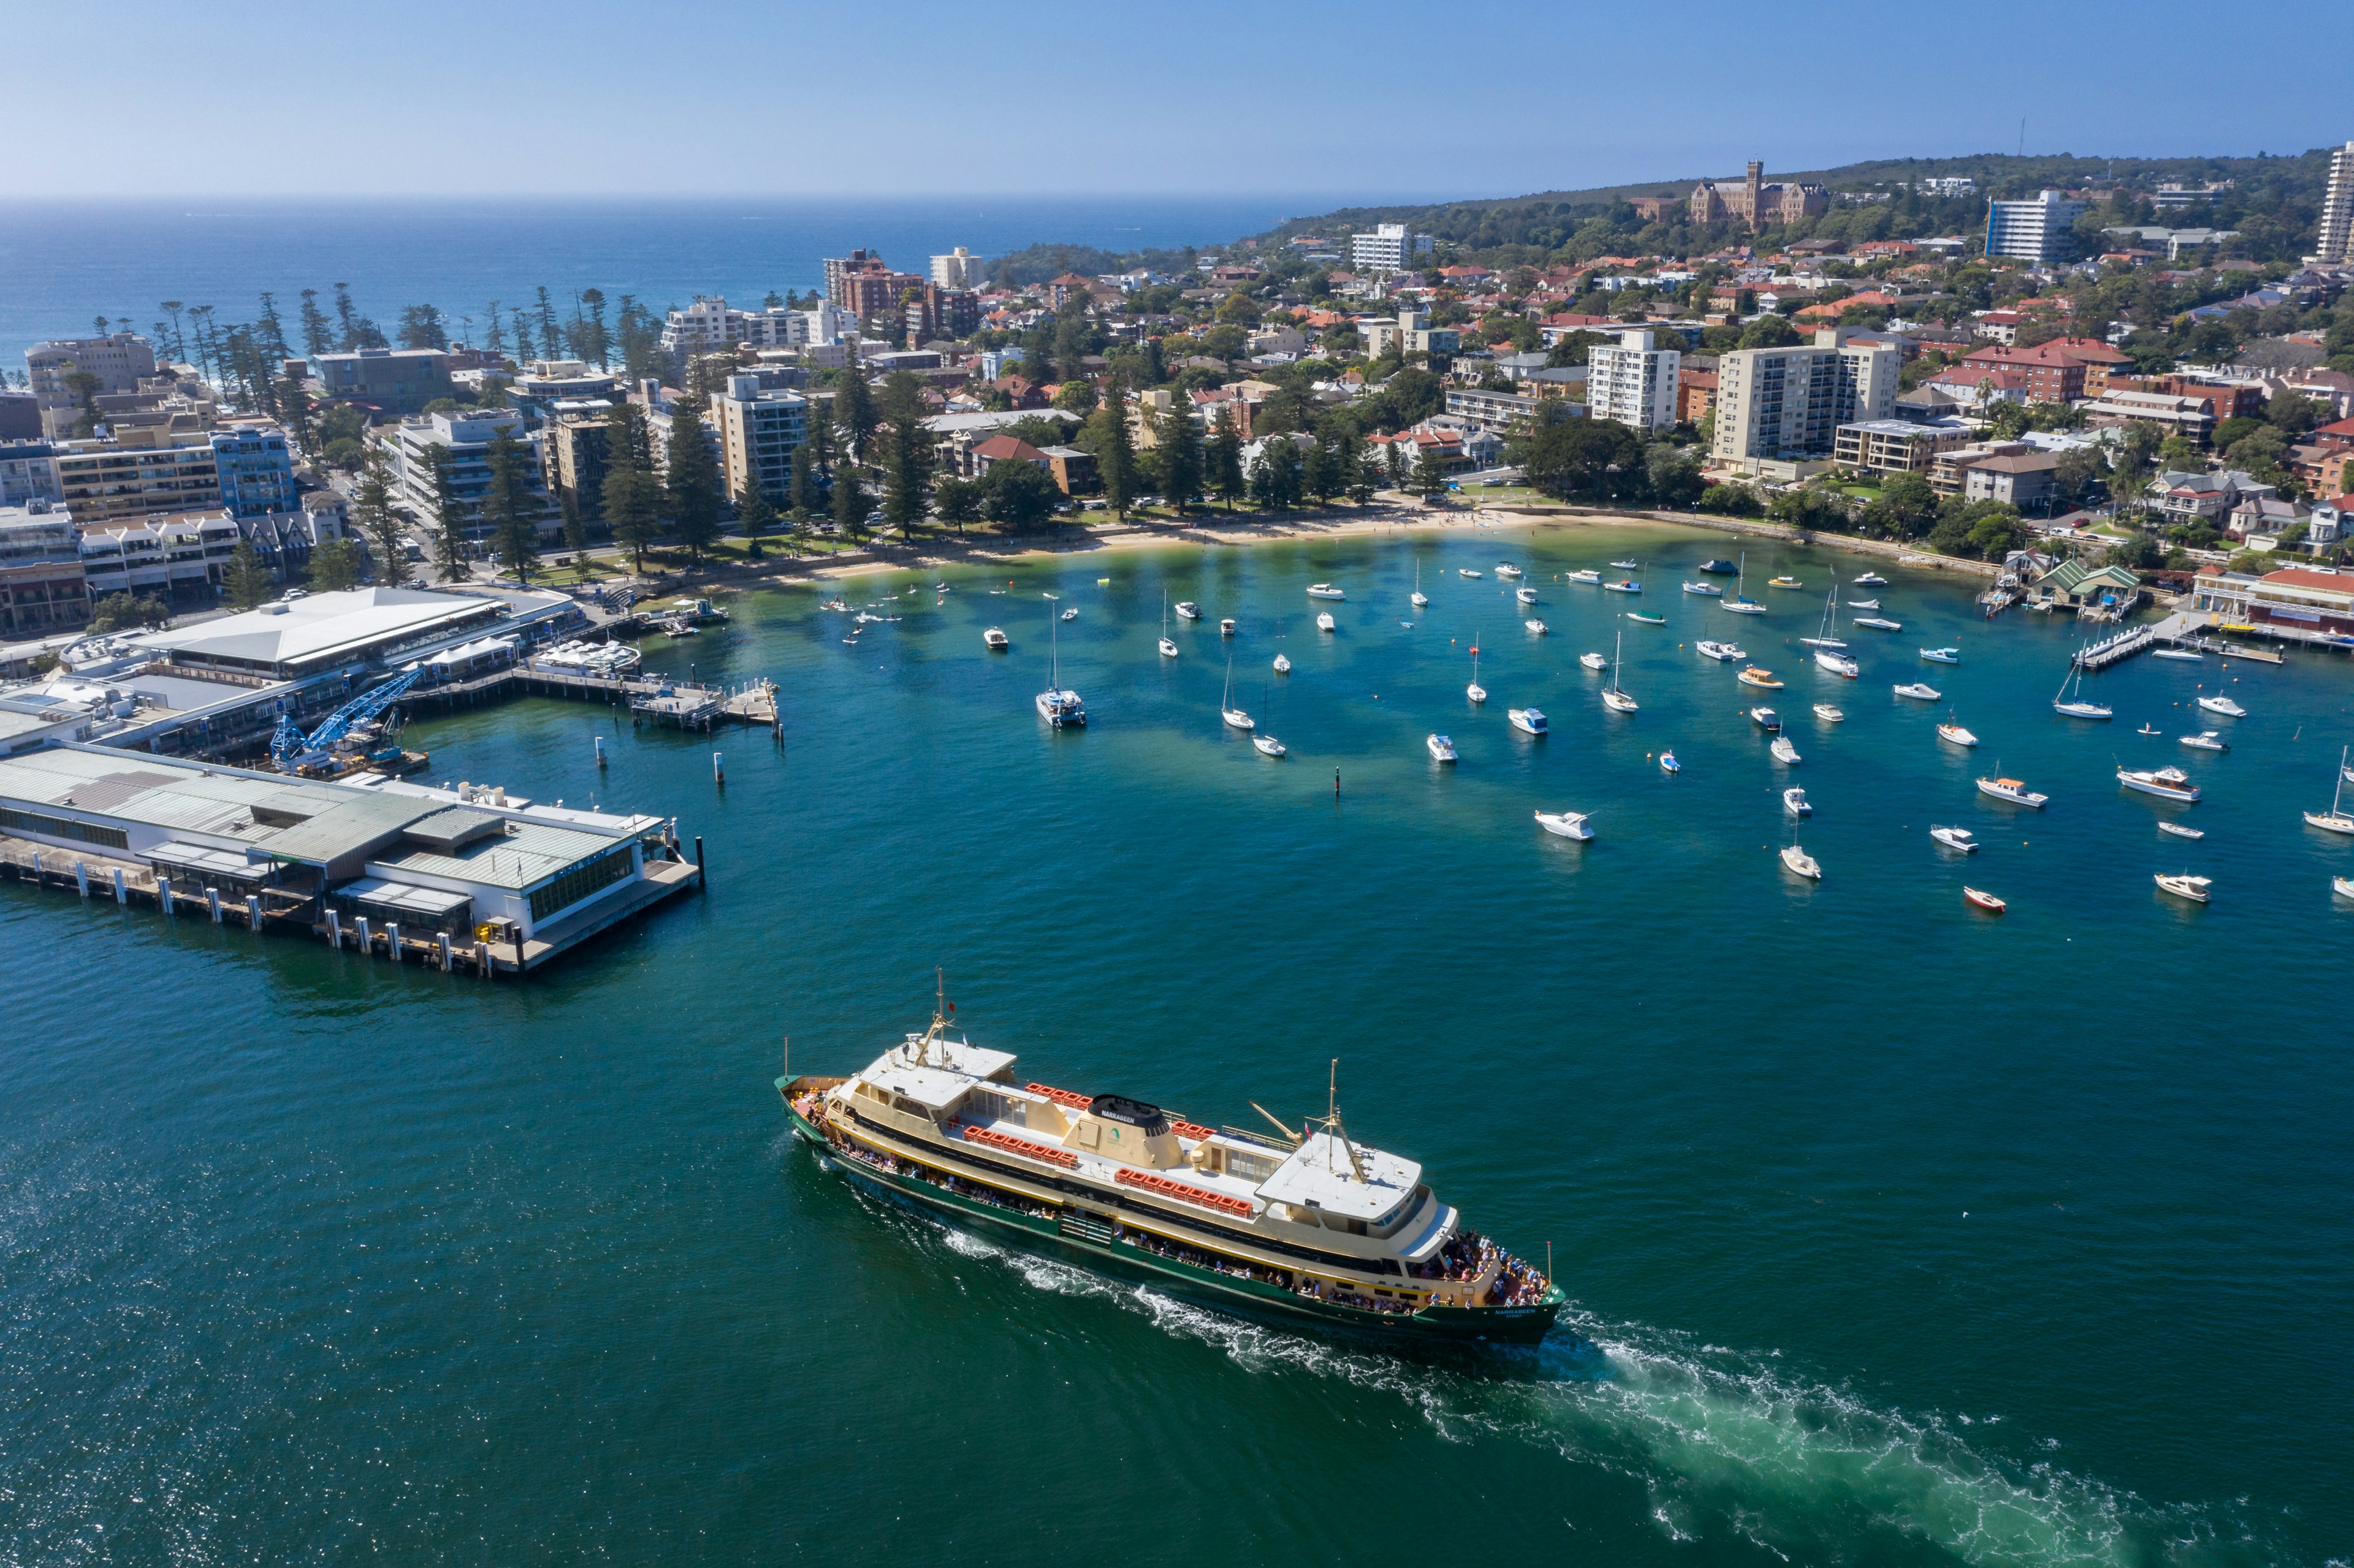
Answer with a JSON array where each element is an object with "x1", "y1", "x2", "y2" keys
[{"x1": 781, "y1": 1086, "x2": 1561, "y2": 1349}]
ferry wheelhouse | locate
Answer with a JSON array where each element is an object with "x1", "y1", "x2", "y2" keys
[{"x1": 780, "y1": 1007, "x2": 1563, "y2": 1345}]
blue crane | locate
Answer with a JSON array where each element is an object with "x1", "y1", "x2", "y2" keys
[{"x1": 270, "y1": 664, "x2": 426, "y2": 772}]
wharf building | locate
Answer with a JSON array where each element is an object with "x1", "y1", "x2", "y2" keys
[
  {"x1": 1710, "y1": 328, "x2": 1901, "y2": 477},
  {"x1": 0, "y1": 740, "x2": 698, "y2": 973},
  {"x1": 0, "y1": 584, "x2": 581, "y2": 763}
]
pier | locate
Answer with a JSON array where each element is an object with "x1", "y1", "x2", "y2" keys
[{"x1": 405, "y1": 665, "x2": 779, "y2": 731}]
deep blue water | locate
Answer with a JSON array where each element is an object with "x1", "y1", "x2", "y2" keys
[
  {"x1": 2, "y1": 520, "x2": 2348, "y2": 1565},
  {"x1": 0, "y1": 196, "x2": 1316, "y2": 367}
]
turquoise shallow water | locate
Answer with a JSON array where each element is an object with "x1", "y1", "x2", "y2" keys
[{"x1": 3, "y1": 520, "x2": 2348, "y2": 1566}]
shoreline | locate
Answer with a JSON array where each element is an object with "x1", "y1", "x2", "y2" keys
[{"x1": 642, "y1": 498, "x2": 2003, "y2": 599}]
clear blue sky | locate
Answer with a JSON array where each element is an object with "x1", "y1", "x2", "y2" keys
[{"x1": 10, "y1": 0, "x2": 2347, "y2": 202}]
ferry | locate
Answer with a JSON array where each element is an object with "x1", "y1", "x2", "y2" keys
[{"x1": 779, "y1": 999, "x2": 1563, "y2": 1345}]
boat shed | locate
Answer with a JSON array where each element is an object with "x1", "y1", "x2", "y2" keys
[{"x1": 2034, "y1": 560, "x2": 2143, "y2": 612}]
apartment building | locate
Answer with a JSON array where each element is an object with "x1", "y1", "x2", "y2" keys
[
  {"x1": 1585, "y1": 329, "x2": 1681, "y2": 432},
  {"x1": 825, "y1": 250, "x2": 929, "y2": 322},
  {"x1": 1360, "y1": 308, "x2": 1459, "y2": 359},
  {"x1": 310, "y1": 348, "x2": 455, "y2": 414},
  {"x1": 77, "y1": 510, "x2": 242, "y2": 603},
  {"x1": 392, "y1": 410, "x2": 551, "y2": 539},
  {"x1": 1349, "y1": 223, "x2": 1429, "y2": 273},
  {"x1": 541, "y1": 413, "x2": 612, "y2": 524},
  {"x1": 2314, "y1": 142, "x2": 2354, "y2": 264},
  {"x1": 1444, "y1": 386, "x2": 1543, "y2": 428},
  {"x1": 931, "y1": 247, "x2": 985, "y2": 289},
  {"x1": 1984, "y1": 190, "x2": 2086, "y2": 264},
  {"x1": 1710, "y1": 330, "x2": 1900, "y2": 469},
  {"x1": 210, "y1": 427, "x2": 299, "y2": 517},
  {"x1": 506, "y1": 360, "x2": 626, "y2": 422},
  {"x1": 709, "y1": 375, "x2": 808, "y2": 504},
  {"x1": 54, "y1": 438, "x2": 223, "y2": 522},
  {"x1": 27, "y1": 333, "x2": 159, "y2": 411},
  {"x1": 904, "y1": 284, "x2": 981, "y2": 345},
  {"x1": 0, "y1": 441, "x2": 63, "y2": 508},
  {"x1": 0, "y1": 501, "x2": 90, "y2": 636},
  {"x1": 1832, "y1": 419, "x2": 1973, "y2": 476}
]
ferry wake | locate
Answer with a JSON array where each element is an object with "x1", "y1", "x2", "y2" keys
[{"x1": 779, "y1": 995, "x2": 1562, "y2": 1346}]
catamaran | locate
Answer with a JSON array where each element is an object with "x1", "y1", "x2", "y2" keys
[
  {"x1": 780, "y1": 995, "x2": 1562, "y2": 1346},
  {"x1": 1035, "y1": 612, "x2": 1085, "y2": 727}
]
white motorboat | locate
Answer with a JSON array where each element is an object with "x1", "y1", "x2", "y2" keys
[
  {"x1": 1937, "y1": 721, "x2": 1979, "y2": 748},
  {"x1": 1660, "y1": 750, "x2": 1681, "y2": 774},
  {"x1": 1602, "y1": 577, "x2": 1643, "y2": 594},
  {"x1": 1784, "y1": 786, "x2": 1811, "y2": 816},
  {"x1": 2335, "y1": 876, "x2": 2354, "y2": 899},
  {"x1": 1316, "y1": 612, "x2": 1336, "y2": 633},
  {"x1": 2304, "y1": 747, "x2": 2354, "y2": 834},
  {"x1": 1524, "y1": 618, "x2": 1547, "y2": 635},
  {"x1": 1697, "y1": 640, "x2": 1742, "y2": 662},
  {"x1": 1780, "y1": 843, "x2": 1822, "y2": 880},
  {"x1": 1801, "y1": 588, "x2": 1848, "y2": 650},
  {"x1": 1580, "y1": 650, "x2": 1609, "y2": 671},
  {"x1": 1306, "y1": 583, "x2": 1346, "y2": 599},
  {"x1": 1458, "y1": 568, "x2": 1483, "y2": 579},
  {"x1": 1737, "y1": 665, "x2": 1784, "y2": 689},
  {"x1": 1219, "y1": 658, "x2": 1254, "y2": 731},
  {"x1": 1683, "y1": 580, "x2": 1724, "y2": 596},
  {"x1": 1220, "y1": 617, "x2": 1235, "y2": 636},
  {"x1": 1813, "y1": 703, "x2": 1844, "y2": 723},
  {"x1": 1411, "y1": 561, "x2": 1428, "y2": 609},
  {"x1": 1534, "y1": 809, "x2": 1592, "y2": 840},
  {"x1": 2119, "y1": 767, "x2": 2200, "y2": 802},
  {"x1": 1509, "y1": 707, "x2": 1547, "y2": 736},
  {"x1": 1770, "y1": 736, "x2": 1800, "y2": 764},
  {"x1": 1515, "y1": 585, "x2": 1539, "y2": 606},
  {"x1": 1976, "y1": 773, "x2": 2048, "y2": 809},
  {"x1": 1852, "y1": 616, "x2": 1902, "y2": 631},
  {"x1": 1854, "y1": 571, "x2": 1887, "y2": 585},
  {"x1": 2180, "y1": 731, "x2": 2228, "y2": 752},
  {"x1": 1814, "y1": 648, "x2": 1859, "y2": 677},
  {"x1": 1848, "y1": 599, "x2": 1881, "y2": 611},
  {"x1": 2152, "y1": 648, "x2": 2201, "y2": 662},
  {"x1": 1750, "y1": 706, "x2": 1780, "y2": 730},
  {"x1": 2196, "y1": 693, "x2": 2246, "y2": 718},
  {"x1": 2054, "y1": 649, "x2": 2112, "y2": 718},
  {"x1": 1035, "y1": 613, "x2": 1084, "y2": 727},
  {"x1": 1930, "y1": 825, "x2": 1978, "y2": 853},
  {"x1": 1427, "y1": 733, "x2": 1458, "y2": 762},
  {"x1": 1920, "y1": 647, "x2": 1959, "y2": 664},
  {"x1": 984, "y1": 626, "x2": 1010, "y2": 650},
  {"x1": 1175, "y1": 601, "x2": 1201, "y2": 620},
  {"x1": 1566, "y1": 568, "x2": 1602, "y2": 585},
  {"x1": 1495, "y1": 562, "x2": 1523, "y2": 579},
  {"x1": 2154, "y1": 872, "x2": 2211, "y2": 904},
  {"x1": 1273, "y1": 652, "x2": 1291, "y2": 673},
  {"x1": 1609, "y1": 559, "x2": 1639, "y2": 571},
  {"x1": 1894, "y1": 682, "x2": 1940, "y2": 701},
  {"x1": 1062, "y1": 607, "x2": 1078, "y2": 621},
  {"x1": 2159, "y1": 820, "x2": 2204, "y2": 840},
  {"x1": 1466, "y1": 640, "x2": 1486, "y2": 703},
  {"x1": 1601, "y1": 629, "x2": 1636, "y2": 711},
  {"x1": 1252, "y1": 733, "x2": 1287, "y2": 756}
]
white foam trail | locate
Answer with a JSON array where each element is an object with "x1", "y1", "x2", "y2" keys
[{"x1": 916, "y1": 1210, "x2": 2268, "y2": 1566}]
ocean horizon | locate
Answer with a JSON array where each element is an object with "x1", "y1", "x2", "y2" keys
[{"x1": 0, "y1": 194, "x2": 1379, "y2": 368}]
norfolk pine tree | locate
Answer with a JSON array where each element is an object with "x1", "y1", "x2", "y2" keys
[
  {"x1": 480, "y1": 429, "x2": 541, "y2": 584},
  {"x1": 224, "y1": 539, "x2": 273, "y2": 610},
  {"x1": 354, "y1": 447, "x2": 408, "y2": 587},
  {"x1": 600, "y1": 403, "x2": 663, "y2": 574},
  {"x1": 1154, "y1": 394, "x2": 1203, "y2": 516},
  {"x1": 665, "y1": 403, "x2": 725, "y2": 565},
  {"x1": 1100, "y1": 373, "x2": 1138, "y2": 521},
  {"x1": 425, "y1": 444, "x2": 469, "y2": 582},
  {"x1": 877, "y1": 371, "x2": 934, "y2": 541},
  {"x1": 1205, "y1": 404, "x2": 1246, "y2": 511}
]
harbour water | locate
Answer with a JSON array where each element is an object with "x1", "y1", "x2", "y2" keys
[{"x1": 3, "y1": 520, "x2": 2348, "y2": 1565}]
